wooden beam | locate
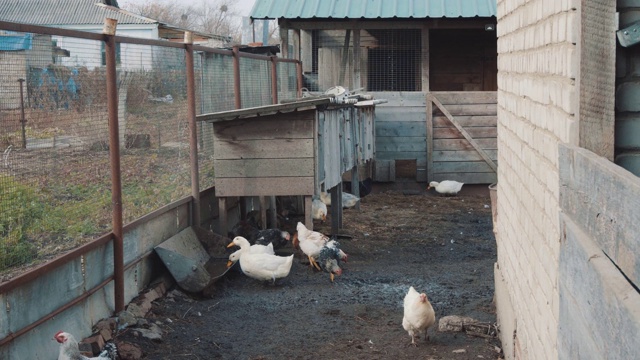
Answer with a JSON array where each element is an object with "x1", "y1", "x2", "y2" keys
[
  {"x1": 293, "y1": 28, "x2": 301, "y2": 61},
  {"x1": 269, "y1": 196, "x2": 277, "y2": 228},
  {"x1": 279, "y1": 27, "x2": 289, "y2": 58},
  {"x1": 429, "y1": 94, "x2": 498, "y2": 172},
  {"x1": 284, "y1": 19, "x2": 493, "y2": 30},
  {"x1": 301, "y1": 30, "x2": 313, "y2": 73}
]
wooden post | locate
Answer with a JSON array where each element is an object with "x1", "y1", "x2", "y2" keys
[
  {"x1": 269, "y1": 196, "x2": 277, "y2": 228},
  {"x1": 301, "y1": 30, "x2": 313, "y2": 74},
  {"x1": 104, "y1": 17, "x2": 124, "y2": 313},
  {"x1": 218, "y1": 198, "x2": 228, "y2": 237},
  {"x1": 259, "y1": 196, "x2": 267, "y2": 230},
  {"x1": 185, "y1": 31, "x2": 201, "y2": 227},
  {"x1": 338, "y1": 30, "x2": 351, "y2": 87},
  {"x1": 352, "y1": 29, "x2": 361, "y2": 91},
  {"x1": 421, "y1": 26, "x2": 430, "y2": 92},
  {"x1": 304, "y1": 195, "x2": 313, "y2": 230},
  {"x1": 426, "y1": 95, "x2": 433, "y2": 182}
]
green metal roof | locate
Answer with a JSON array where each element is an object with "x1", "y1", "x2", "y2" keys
[{"x1": 250, "y1": 0, "x2": 497, "y2": 20}]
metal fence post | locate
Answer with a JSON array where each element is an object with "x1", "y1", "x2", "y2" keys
[
  {"x1": 184, "y1": 31, "x2": 201, "y2": 227},
  {"x1": 17, "y1": 78, "x2": 27, "y2": 149},
  {"x1": 271, "y1": 56, "x2": 278, "y2": 105},
  {"x1": 103, "y1": 17, "x2": 125, "y2": 313}
]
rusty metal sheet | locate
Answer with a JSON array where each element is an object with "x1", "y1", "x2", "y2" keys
[{"x1": 155, "y1": 227, "x2": 211, "y2": 293}]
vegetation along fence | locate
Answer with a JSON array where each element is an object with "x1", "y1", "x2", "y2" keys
[{"x1": 0, "y1": 17, "x2": 302, "y2": 343}]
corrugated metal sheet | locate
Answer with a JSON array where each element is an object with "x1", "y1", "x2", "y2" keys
[
  {"x1": 0, "y1": 0, "x2": 157, "y2": 25},
  {"x1": 250, "y1": 0, "x2": 497, "y2": 20}
]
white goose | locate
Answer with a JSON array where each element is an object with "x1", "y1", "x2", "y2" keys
[
  {"x1": 226, "y1": 237, "x2": 293, "y2": 284},
  {"x1": 427, "y1": 180, "x2": 464, "y2": 195}
]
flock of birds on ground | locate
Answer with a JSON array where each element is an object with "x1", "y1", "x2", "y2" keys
[{"x1": 54, "y1": 180, "x2": 463, "y2": 357}]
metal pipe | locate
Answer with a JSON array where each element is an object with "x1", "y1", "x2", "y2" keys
[
  {"x1": 0, "y1": 20, "x2": 104, "y2": 40},
  {"x1": 232, "y1": 46, "x2": 241, "y2": 109},
  {"x1": 270, "y1": 56, "x2": 278, "y2": 105},
  {"x1": 103, "y1": 18, "x2": 125, "y2": 313},
  {"x1": 185, "y1": 32, "x2": 201, "y2": 227},
  {"x1": 18, "y1": 78, "x2": 26, "y2": 149}
]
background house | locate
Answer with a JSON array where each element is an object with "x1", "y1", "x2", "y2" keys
[
  {"x1": 250, "y1": 0, "x2": 498, "y2": 186},
  {"x1": 0, "y1": 0, "x2": 231, "y2": 70}
]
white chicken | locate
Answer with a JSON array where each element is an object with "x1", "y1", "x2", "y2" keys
[
  {"x1": 294, "y1": 222, "x2": 348, "y2": 271},
  {"x1": 402, "y1": 286, "x2": 436, "y2": 346},
  {"x1": 226, "y1": 236, "x2": 293, "y2": 284},
  {"x1": 312, "y1": 198, "x2": 327, "y2": 222},
  {"x1": 55, "y1": 331, "x2": 117, "y2": 360},
  {"x1": 427, "y1": 180, "x2": 464, "y2": 195},
  {"x1": 319, "y1": 191, "x2": 360, "y2": 208},
  {"x1": 226, "y1": 242, "x2": 274, "y2": 267}
]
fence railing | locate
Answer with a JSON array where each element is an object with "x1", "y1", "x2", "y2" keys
[{"x1": 0, "y1": 18, "x2": 301, "y2": 350}]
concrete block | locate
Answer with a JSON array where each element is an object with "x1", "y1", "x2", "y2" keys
[{"x1": 81, "y1": 334, "x2": 105, "y2": 355}]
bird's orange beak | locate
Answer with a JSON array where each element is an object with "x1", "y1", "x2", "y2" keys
[
  {"x1": 226, "y1": 260, "x2": 234, "y2": 268},
  {"x1": 427, "y1": 186, "x2": 432, "y2": 190},
  {"x1": 226, "y1": 242, "x2": 235, "y2": 248}
]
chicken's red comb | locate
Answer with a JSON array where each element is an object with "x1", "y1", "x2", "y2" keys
[{"x1": 54, "y1": 330, "x2": 64, "y2": 337}]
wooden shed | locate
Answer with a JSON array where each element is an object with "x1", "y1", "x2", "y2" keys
[
  {"x1": 250, "y1": 0, "x2": 498, "y2": 185},
  {"x1": 199, "y1": 97, "x2": 376, "y2": 234}
]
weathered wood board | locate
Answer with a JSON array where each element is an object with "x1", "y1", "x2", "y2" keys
[
  {"x1": 559, "y1": 215, "x2": 640, "y2": 360},
  {"x1": 428, "y1": 91, "x2": 498, "y2": 183},
  {"x1": 559, "y1": 144, "x2": 640, "y2": 285}
]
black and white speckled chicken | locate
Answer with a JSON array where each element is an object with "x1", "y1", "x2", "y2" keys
[
  {"x1": 55, "y1": 331, "x2": 117, "y2": 360},
  {"x1": 317, "y1": 239, "x2": 347, "y2": 282},
  {"x1": 228, "y1": 219, "x2": 260, "y2": 240}
]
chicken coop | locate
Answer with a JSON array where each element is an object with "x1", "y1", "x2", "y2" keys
[
  {"x1": 251, "y1": 0, "x2": 498, "y2": 185},
  {"x1": 198, "y1": 96, "x2": 376, "y2": 235}
]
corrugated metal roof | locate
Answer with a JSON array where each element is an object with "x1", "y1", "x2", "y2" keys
[
  {"x1": 250, "y1": 0, "x2": 497, "y2": 20},
  {"x1": 0, "y1": 0, "x2": 157, "y2": 26}
]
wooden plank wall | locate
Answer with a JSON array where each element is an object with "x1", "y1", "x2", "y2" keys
[
  {"x1": 370, "y1": 92, "x2": 427, "y2": 182},
  {"x1": 213, "y1": 110, "x2": 316, "y2": 197},
  {"x1": 430, "y1": 91, "x2": 497, "y2": 184}
]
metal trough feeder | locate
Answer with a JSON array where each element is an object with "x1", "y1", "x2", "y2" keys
[{"x1": 155, "y1": 227, "x2": 216, "y2": 293}]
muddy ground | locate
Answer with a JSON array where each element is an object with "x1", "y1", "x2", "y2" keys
[{"x1": 117, "y1": 186, "x2": 501, "y2": 360}]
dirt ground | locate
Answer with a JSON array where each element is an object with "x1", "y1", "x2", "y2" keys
[{"x1": 117, "y1": 186, "x2": 501, "y2": 360}]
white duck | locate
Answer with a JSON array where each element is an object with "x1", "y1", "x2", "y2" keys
[
  {"x1": 226, "y1": 242, "x2": 274, "y2": 267},
  {"x1": 312, "y1": 198, "x2": 327, "y2": 222},
  {"x1": 226, "y1": 237, "x2": 293, "y2": 284},
  {"x1": 427, "y1": 180, "x2": 464, "y2": 195},
  {"x1": 319, "y1": 191, "x2": 360, "y2": 208}
]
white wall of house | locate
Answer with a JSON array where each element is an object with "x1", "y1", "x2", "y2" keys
[{"x1": 53, "y1": 24, "x2": 158, "y2": 70}]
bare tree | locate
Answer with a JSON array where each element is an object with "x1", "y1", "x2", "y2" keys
[{"x1": 121, "y1": 0, "x2": 242, "y2": 42}]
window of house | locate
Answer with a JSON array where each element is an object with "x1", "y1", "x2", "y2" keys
[{"x1": 100, "y1": 41, "x2": 121, "y2": 66}]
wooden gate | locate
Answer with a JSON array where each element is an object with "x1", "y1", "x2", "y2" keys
[{"x1": 426, "y1": 91, "x2": 498, "y2": 184}]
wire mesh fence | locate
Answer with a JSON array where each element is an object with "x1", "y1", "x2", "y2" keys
[
  {"x1": 0, "y1": 22, "x2": 301, "y2": 275},
  {"x1": 308, "y1": 28, "x2": 423, "y2": 92}
]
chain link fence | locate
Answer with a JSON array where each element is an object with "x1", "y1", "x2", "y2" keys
[{"x1": 0, "y1": 22, "x2": 300, "y2": 275}]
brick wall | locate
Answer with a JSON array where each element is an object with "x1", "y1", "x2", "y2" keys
[{"x1": 495, "y1": 0, "x2": 579, "y2": 358}]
